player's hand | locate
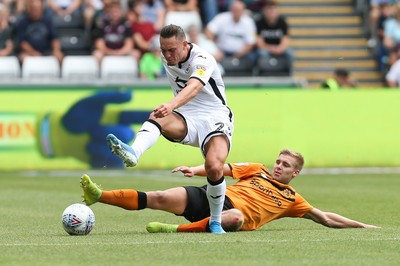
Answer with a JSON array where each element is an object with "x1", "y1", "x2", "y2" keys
[
  {"x1": 172, "y1": 166, "x2": 195, "y2": 177},
  {"x1": 36, "y1": 90, "x2": 151, "y2": 168},
  {"x1": 153, "y1": 102, "x2": 174, "y2": 118},
  {"x1": 363, "y1": 224, "x2": 381, "y2": 229}
]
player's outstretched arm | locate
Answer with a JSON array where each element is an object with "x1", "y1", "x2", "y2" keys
[
  {"x1": 302, "y1": 208, "x2": 379, "y2": 229},
  {"x1": 172, "y1": 164, "x2": 233, "y2": 177},
  {"x1": 153, "y1": 79, "x2": 203, "y2": 118}
]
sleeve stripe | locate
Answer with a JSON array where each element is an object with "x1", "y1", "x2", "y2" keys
[{"x1": 190, "y1": 76, "x2": 205, "y2": 86}]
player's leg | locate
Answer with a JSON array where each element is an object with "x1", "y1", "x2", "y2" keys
[
  {"x1": 80, "y1": 174, "x2": 102, "y2": 206},
  {"x1": 107, "y1": 112, "x2": 187, "y2": 167},
  {"x1": 80, "y1": 174, "x2": 147, "y2": 209},
  {"x1": 221, "y1": 208, "x2": 244, "y2": 231},
  {"x1": 177, "y1": 208, "x2": 243, "y2": 232},
  {"x1": 80, "y1": 174, "x2": 187, "y2": 213},
  {"x1": 147, "y1": 209, "x2": 244, "y2": 233},
  {"x1": 204, "y1": 135, "x2": 230, "y2": 234},
  {"x1": 146, "y1": 187, "x2": 188, "y2": 214}
]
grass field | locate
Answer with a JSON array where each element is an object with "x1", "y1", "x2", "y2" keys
[{"x1": 1, "y1": 170, "x2": 399, "y2": 266}]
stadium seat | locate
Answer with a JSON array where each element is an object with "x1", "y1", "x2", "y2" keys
[
  {"x1": 53, "y1": 13, "x2": 84, "y2": 29},
  {"x1": 58, "y1": 28, "x2": 91, "y2": 56},
  {"x1": 256, "y1": 55, "x2": 291, "y2": 76},
  {"x1": 22, "y1": 56, "x2": 60, "y2": 79},
  {"x1": 221, "y1": 56, "x2": 255, "y2": 77},
  {"x1": 0, "y1": 56, "x2": 20, "y2": 79},
  {"x1": 100, "y1": 56, "x2": 139, "y2": 80},
  {"x1": 164, "y1": 11, "x2": 203, "y2": 32},
  {"x1": 62, "y1": 55, "x2": 99, "y2": 80}
]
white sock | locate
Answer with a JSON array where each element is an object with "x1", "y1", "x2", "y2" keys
[
  {"x1": 131, "y1": 121, "x2": 161, "y2": 159},
  {"x1": 206, "y1": 177, "x2": 226, "y2": 224}
]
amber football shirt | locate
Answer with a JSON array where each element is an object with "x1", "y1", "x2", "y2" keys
[{"x1": 226, "y1": 163, "x2": 313, "y2": 231}]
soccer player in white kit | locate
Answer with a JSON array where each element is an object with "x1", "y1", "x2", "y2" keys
[{"x1": 106, "y1": 24, "x2": 234, "y2": 234}]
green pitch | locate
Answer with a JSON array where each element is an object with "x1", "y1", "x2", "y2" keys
[{"x1": 0, "y1": 170, "x2": 399, "y2": 266}]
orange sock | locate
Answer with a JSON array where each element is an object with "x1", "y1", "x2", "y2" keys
[
  {"x1": 100, "y1": 190, "x2": 146, "y2": 210},
  {"x1": 177, "y1": 217, "x2": 210, "y2": 232}
]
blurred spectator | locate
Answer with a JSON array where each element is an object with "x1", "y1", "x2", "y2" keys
[
  {"x1": 15, "y1": 0, "x2": 64, "y2": 63},
  {"x1": 92, "y1": 0, "x2": 114, "y2": 29},
  {"x1": 164, "y1": 0, "x2": 198, "y2": 12},
  {"x1": 187, "y1": 24, "x2": 222, "y2": 59},
  {"x1": 376, "y1": 2, "x2": 395, "y2": 71},
  {"x1": 377, "y1": 3, "x2": 395, "y2": 39},
  {"x1": 242, "y1": 0, "x2": 265, "y2": 14},
  {"x1": 385, "y1": 45, "x2": 400, "y2": 87},
  {"x1": 383, "y1": 5, "x2": 400, "y2": 66},
  {"x1": 255, "y1": 0, "x2": 293, "y2": 74},
  {"x1": 130, "y1": 0, "x2": 157, "y2": 56},
  {"x1": 369, "y1": 0, "x2": 398, "y2": 38},
  {"x1": 83, "y1": 0, "x2": 104, "y2": 30},
  {"x1": 2, "y1": 0, "x2": 25, "y2": 24},
  {"x1": 135, "y1": 0, "x2": 166, "y2": 32},
  {"x1": 187, "y1": 24, "x2": 224, "y2": 73},
  {"x1": 164, "y1": 0, "x2": 202, "y2": 32},
  {"x1": 0, "y1": 3, "x2": 14, "y2": 56},
  {"x1": 92, "y1": 1, "x2": 140, "y2": 63},
  {"x1": 198, "y1": 0, "x2": 218, "y2": 25},
  {"x1": 139, "y1": 34, "x2": 163, "y2": 79},
  {"x1": 320, "y1": 68, "x2": 357, "y2": 90},
  {"x1": 217, "y1": 0, "x2": 234, "y2": 13},
  {"x1": 126, "y1": 0, "x2": 137, "y2": 22},
  {"x1": 47, "y1": 0, "x2": 84, "y2": 17},
  {"x1": 204, "y1": 0, "x2": 257, "y2": 63}
]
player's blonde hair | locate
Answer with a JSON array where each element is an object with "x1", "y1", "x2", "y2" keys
[{"x1": 279, "y1": 148, "x2": 304, "y2": 171}]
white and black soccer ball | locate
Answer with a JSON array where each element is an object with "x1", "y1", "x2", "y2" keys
[{"x1": 62, "y1": 203, "x2": 95, "y2": 235}]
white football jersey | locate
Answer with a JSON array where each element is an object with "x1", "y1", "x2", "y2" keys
[{"x1": 161, "y1": 43, "x2": 231, "y2": 116}]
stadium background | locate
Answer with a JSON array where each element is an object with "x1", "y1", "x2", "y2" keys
[
  {"x1": 1, "y1": 2, "x2": 399, "y2": 265},
  {"x1": 1, "y1": 85, "x2": 399, "y2": 170},
  {"x1": 0, "y1": 0, "x2": 399, "y2": 170}
]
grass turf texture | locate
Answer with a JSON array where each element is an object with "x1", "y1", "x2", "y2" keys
[{"x1": 0, "y1": 170, "x2": 399, "y2": 266}]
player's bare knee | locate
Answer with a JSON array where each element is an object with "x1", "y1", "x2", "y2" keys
[
  {"x1": 204, "y1": 161, "x2": 224, "y2": 179},
  {"x1": 147, "y1": 191, "x2": 168, "y2": 207},
  {"x1": 222, "y1": 209, "x2": 244, "y2": 232},
  {"x1": 230, "y1": 209, "x2": 244, "y2": 222}
]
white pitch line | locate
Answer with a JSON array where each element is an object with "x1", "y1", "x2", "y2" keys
[{"x1": 1, "y1": 237, "x2": 399, "y2": 247}]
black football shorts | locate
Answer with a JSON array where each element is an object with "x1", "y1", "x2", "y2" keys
[{"x1": 181, "y1": 185, "x2": 234, "y2": 222}]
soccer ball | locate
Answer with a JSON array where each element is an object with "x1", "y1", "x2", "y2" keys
[{"x1": 62, "y1": 203, "x2": 95, "y2": 235}]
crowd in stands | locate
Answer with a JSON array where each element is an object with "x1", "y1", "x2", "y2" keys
[
  {"x1": 0, "y1": 0, "x2": 293, "y2": 80},
  {"x1": 369, "y1": 0, "x2": 400, "y2": 87},
  {"x1": 2, "y1": 0, "x2": 400, "y2": 87}
]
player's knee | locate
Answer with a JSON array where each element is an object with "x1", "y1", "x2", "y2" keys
[
  {"x1": 230, "y1": 208, "x2": 244, "y2": 223},
  {"x1": 205, "y1": 161, "x2": 224, "y2": 178},
  {"x1": 149, "y1": 191, "x2": 169, "y2": 206},
  {"x1": 222, "y1": 209, "x2": 244, "y2": 232}
]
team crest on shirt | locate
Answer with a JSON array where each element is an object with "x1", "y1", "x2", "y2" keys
[
  {"x1": 185, "y1": 64, "x2": 191, "y2": 74},
  {"x1": 283, "y1": 189, "x2": 291, "y2": 198},
  {"x1": 196, "y1": 65, "x2": 207, "y2": 77}
]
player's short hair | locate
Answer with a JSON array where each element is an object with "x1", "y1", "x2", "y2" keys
[
  {"x1": 160, "y1": 24, "x2": 186, "y2": 41},
  {"x1": 334, "y1": 68, "x2": 349, "y2": 78},
  {"x1": 279, "y1": 149, "x2": 304, "y2": 171}
]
